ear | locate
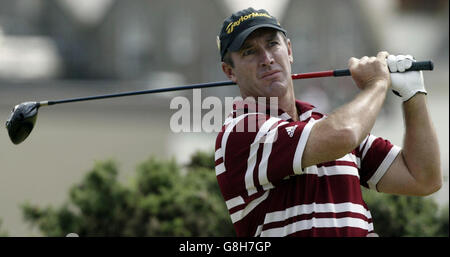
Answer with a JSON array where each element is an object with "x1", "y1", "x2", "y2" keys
[
  {"x1": 222, "y1": 62, "x2": 237, "y2": 83},
  {"x1": 286, "y1": 38, "x2": 293, "y2": 64}
]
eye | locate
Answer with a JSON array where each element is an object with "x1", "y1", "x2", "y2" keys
[
  {"x1": 242, "y1": 48, "x2": 255, "y2": 56},
  {"x1": 269, "y1": 40, "x2": 279, "y2": 47}
]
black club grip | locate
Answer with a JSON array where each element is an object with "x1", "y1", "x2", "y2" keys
[
  {"x1": 408, "y1": 60, "x2": 434, "y2": 71},
  {"x1": 333, "y1": 60, "x2": 434, "y2": 77}
]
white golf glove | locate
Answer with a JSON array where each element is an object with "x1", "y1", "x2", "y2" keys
[{"x1": 387, "y1": 54, "x2": 426, "y2": 102}]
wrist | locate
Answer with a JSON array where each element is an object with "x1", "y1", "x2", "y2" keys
[
  {"x1": 365, "y1": 79, "x2": 389, "y2": 92},
  {"x1": 402, "y1": 93, "x2": 428, "y2": 126},
  {"x1": 402, "y1": 89, "x2": 427, "y2": 102},
  {"x1": 403, "y1": 91, "x2": 427, "y2": 104}
]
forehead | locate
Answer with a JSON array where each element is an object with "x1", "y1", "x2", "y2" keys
[{"x1": 241, "y1": 28, "x2": 280, "y2": 48}]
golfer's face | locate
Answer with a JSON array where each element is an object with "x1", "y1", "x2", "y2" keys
[{"x1": 230, "y1": 29, "x2": 293, "y2": 98}]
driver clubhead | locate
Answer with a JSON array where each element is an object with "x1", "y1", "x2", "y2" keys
[{"x1": 5, "y1": 102, "x2": 39, "y2": 145}]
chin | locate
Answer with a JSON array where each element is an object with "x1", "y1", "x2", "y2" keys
[{"x1": 266, "y1": 81, "x2": 288, "y2": 97}]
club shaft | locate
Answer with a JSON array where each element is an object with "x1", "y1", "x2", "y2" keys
[
  {"x1": 42, "y1": 80, "x2": 236, "y2": 106},
  {"x1": 40, "y1": 60, "x2": 433, "y2": 106}
]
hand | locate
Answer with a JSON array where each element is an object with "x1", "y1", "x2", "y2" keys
[
  {"x1": 348, "y1": 51, "x2": 390, "y2": 90},
  {"x1": 387, "y1": 54, "x2": 426, "y2": 102}
]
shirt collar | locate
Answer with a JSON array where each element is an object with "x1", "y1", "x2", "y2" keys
[{"x1": 232, "y1": 98, "x2": 315, "y2": 121}]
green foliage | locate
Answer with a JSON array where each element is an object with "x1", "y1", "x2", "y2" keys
[
  {"x1": 22, "y1": 152, "x2": 235, "y2": 237},
  {"x1": 435, "y1": 204, "x2": 449, "y2": 236},
  {"x1": 187, "y1": 151, "x2": 215, "y2": 170},
  {"x1": 20, "y1": 150, "x2": 448, "y2": 237},
  {"x1": 362, "y1": 188, "x2": 449, "y2": 237}
]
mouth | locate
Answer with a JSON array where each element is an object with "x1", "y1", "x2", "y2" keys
[{"x1": 260, "y1": 70, "x2": 281, "y2": 80}]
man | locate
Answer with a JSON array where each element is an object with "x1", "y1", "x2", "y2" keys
[{"x1": 214, "y1": 7, "x2": 442, "y2": 237}]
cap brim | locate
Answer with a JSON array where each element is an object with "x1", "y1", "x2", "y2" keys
[{"x1": 228, "y1": 24, "x2": 287, "y2": 52}]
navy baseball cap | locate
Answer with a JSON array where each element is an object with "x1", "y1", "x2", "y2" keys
[{"x1": 218, "y1": 7, "x2": 287, "y2": 61}]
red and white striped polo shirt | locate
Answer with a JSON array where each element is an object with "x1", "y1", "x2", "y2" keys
[{"x1": 215, "y1": 99, "x2": 401, "y2": 237}]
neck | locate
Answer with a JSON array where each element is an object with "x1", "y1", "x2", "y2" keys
[
  {"x1": 278, "y1": 92, "x2": 299, "y2": 121},
  {"x1": 260, "y1": 87, "x2": 298, "y2": 121},
  {"x1": 240, "y1": 82, "x2": 299, "y2": 121}
]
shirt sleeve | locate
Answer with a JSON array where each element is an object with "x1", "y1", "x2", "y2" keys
[
  {"x1": 216, "y1": 112, "x2": 317, "y2": 199},
  {"x1": 357, "y1": 134, "x2": 402, "y2": 190}
]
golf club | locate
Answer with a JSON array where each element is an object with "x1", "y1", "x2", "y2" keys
[{"x1": 5, "y1": 60, "x2": 434, "y2": 145}]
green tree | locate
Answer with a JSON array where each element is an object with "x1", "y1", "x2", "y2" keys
[
  {"x1": 362, "y1": 188, "x2": 449, "y2": 237},
  {"x1": 22, "y1": 152, "x2": 235, "y2": 236},
  {"x1": 21, "y1": 150, "x2": 448, "y2": 237}
]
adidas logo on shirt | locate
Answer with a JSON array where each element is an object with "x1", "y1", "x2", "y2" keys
[{"x1": 285, "y1": 125, "x2": 297, "y2": 138}]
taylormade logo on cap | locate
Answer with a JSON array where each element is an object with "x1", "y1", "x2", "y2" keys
[{"x1": 225, "y1": 12, "x2": 273, "y2": 34}]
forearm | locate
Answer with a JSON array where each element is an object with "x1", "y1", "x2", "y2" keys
[
  {"x1": 303, "y1": 81, "x2": 389, "y2": 167},
  {"x1": 327, "y1": 80, "x2": 389, "y2": 147},
  {"x1": 402, "y1": 93, "x2": 442, "y2": 191},
  {"x1": 302, "y1": 52, "x2": 391, "y2": 167}
]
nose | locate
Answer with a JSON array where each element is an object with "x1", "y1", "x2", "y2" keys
[{"x1": 259, "y1": 49, "x2": 274, "y2": 67}]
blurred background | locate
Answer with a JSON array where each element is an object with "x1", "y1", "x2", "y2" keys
[{"x1": 0, "y1": 0, "x2": 448, "y2": 236}]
